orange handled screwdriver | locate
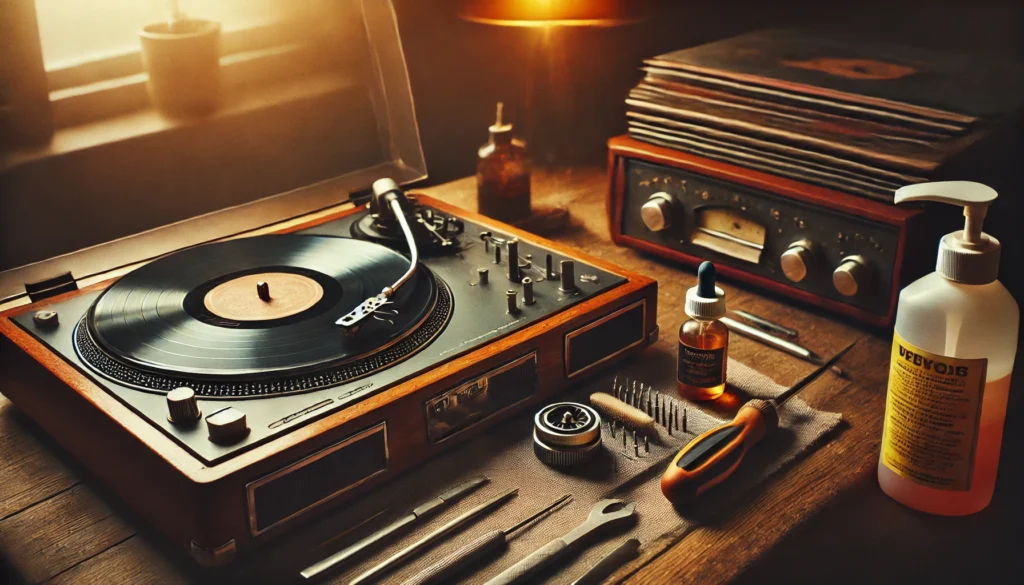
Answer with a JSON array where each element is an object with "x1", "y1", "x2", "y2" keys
[{"x1": 661, "y1": 341, "x2": 856, "y2": 504}]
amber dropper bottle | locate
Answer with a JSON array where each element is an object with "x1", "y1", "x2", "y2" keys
[
  {"x1": 677, "y1": 262, "x2": 729, "y2": 401},
  {"x1": 477, "y1": 102, "x2": 531, "y2": 223}
]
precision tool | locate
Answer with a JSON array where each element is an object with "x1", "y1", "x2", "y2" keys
[
  {"x1": 400, "y1": 494, "x2": 572, "y2": 585},
  {"x1": 732, "y1": 309, "x2": 799, "y2": 339},
  {"x1": 300, "y1": 477, "x2": 488, "y2": 580},
  {"x1": 568, "y1": 538, "x2": 640, "y2": 585},
  {"x1": 482, "y1": 499, "x2": 637, "y2": 585},
  {"x1": 349, "y1": 488, "x2": 519, "y2": 585},
  {"x1": 661, "y1": 341, "x2": 856, "y2": 504},
  {"x1": 720, "y1": 316, "x2": 845, "y2": 376}
]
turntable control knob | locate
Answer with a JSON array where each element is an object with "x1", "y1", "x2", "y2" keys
[
  {"x1": 206, "y1": 407, "x2": 250, "y2": 444},
  {"x1": 559, "y1": 260, "x2": 578, "y2": 294},
  {"x1": 507, "y1": 239, "x2": 521, "y2": 282},
  {"x1": 506, "y1": 290, "x2": 520, "y2": 314},
  {"x1": 522, "y1": 277, "x2": 535, "y2": 305},
  {"x1": 640, "y1": 193, "x2": 674, "y2": 232},
  {"x1": 833, "y1": 255, "x2": 869, "y2": 297},
  {"x1": 780, "y1": 240, "x2": 815, "y2": 283},
  {"x1": 167, "y1": 387, "x2": 201, "y2": 425}
]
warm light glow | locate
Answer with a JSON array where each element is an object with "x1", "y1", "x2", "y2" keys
[{"x1": 459, "y1": 0, "x2": 650, "y2": 28}]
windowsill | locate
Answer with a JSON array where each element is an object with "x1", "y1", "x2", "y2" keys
[{"x1": 1, "y1": 72, "x2": 357, "y2": 174}]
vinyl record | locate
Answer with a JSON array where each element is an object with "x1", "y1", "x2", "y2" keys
[{"x1": 76, "y1": 235, "x2": 450, "y2": 396}]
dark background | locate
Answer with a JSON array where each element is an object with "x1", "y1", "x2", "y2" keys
[
  {"x1": 393, "y1": 0, "x2": 1024, "y2": 301},
  {"x1": 394, "y1": 0, "x2": 1024, "y2": 184}
]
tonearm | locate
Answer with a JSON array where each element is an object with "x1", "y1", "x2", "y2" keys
[{"x1": 336, "y1": 178, "x2": 419, "y2": 330}]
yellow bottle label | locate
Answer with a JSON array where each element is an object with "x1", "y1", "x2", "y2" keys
[{"x1": 881, "y1": 331, "x2": 987, "y2": 491}]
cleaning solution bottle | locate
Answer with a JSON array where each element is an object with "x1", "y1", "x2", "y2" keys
[
  {"x1": 878, "y1": 181, "x2": 1018, "y2": 515},
  {"x1": 677, "y1": 261, "x2": 729, "y2": 401}
]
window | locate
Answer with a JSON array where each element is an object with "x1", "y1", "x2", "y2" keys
[
  {"x1": 35, "y1": 0, "x2": 300, "y2": 70},
  {"x1": 17, "y1": 0, "x2": 334, "y2": 132}
]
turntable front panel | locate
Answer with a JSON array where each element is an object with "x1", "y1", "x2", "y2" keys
[{"x1": 11, "y1": 207, "x2": 627, "y2": 465}]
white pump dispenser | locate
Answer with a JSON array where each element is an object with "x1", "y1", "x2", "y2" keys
[
  {"x1": 894, "y1": 181, "x2": 1000, "y2": 284},
  {"x1": 879, "y1": 181, "x2": 1018, "y2": 516}
]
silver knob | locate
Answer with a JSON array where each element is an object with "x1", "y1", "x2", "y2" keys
[
  {"x1": 640, "y1": 193, "x2": 674, "y2": 232},
  {"x1": 780, "y1": 240, "x2": 815, "y2": 283},
  {"x1": 33, "y1": 310, "x2": 59, "y2": 328},
  {"x1": 167, "y1": 387, "x2": 201, "y2": 425},
  {"x1": 833, "y1": 256, "x2": 869, "y2": 297},
  {"x1": 206, "y1": 407, "x2": 250, "y2": 444}
]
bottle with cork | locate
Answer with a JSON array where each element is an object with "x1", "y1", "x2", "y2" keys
[
  {"x1": 477, "y1": 102, "x2": 531, "y2": 223},
  {"x1": 678, "y1": 262, "x2": 729, "y2": 401}
]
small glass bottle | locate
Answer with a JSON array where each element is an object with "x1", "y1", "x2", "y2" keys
[
  {"x1": 677, "y1": 262, "x2": 729, "y2": 401},
  {"x1": 477, "y1": 102, "x2": 531, "y2": 223}
]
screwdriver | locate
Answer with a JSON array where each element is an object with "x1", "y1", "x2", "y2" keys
[
  {"x1": 400, "y1": 494, "x2": 572, "y2": 585},
  {"x1": 661, "y1": 341, "x2": 856, "y2": 504}
]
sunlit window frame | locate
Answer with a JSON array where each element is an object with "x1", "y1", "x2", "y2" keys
[{"x1": 43, "y1": 16, "x2": 329, "y2": 129}]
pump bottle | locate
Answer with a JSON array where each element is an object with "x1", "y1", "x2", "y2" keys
[{"x1": 878, "y1": 181, "x2": 1018, "y2": 515}]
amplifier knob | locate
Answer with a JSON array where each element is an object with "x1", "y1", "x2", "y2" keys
[
  {"x1": 780, "y1": 240, "x2": 815, "y2": 283},
  {"x1": 206, "y1": 407, "x2": 250, "y2": 444},
  {"x1": 167, "y1": 387, "x2": 201, "y2": 425},
  {"x1": 640, "y1": 193, "x2": 674, "y2": 232},
  {"x1": 833, "y1": 256, "x2": 869, "y2": 297}
]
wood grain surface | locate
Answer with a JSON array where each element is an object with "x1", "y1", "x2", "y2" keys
[{"x1": 0, "y1": 167, "x2": 1019, "y2": 584}]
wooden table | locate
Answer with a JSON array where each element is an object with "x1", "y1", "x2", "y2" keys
[{"x1": 0, "y1": 167, "x2": 1020, "y2": 584}]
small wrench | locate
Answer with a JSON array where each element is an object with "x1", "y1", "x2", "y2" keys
[{"x1": 482, "y1": 499, "x2": 637, "y2": 585}]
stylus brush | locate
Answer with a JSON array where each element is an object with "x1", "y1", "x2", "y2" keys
[{"x1": 589, "y1": 392, "x2": 660, "y2": 440}]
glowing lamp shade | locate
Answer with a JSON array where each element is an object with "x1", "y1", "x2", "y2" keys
[{"x1": 459, "y1": 0, "x2": 652, "y2": 27}]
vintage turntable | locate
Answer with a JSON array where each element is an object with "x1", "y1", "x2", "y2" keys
[
  {"x1": 0, "y1": 2, "x2": 657, "y2": 567},
  {"x1": 0, "y1": 179, "x2": 657, "y2": 565}
]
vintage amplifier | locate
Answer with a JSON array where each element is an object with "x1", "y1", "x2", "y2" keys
[{"x1": 608, "y1": 135, "x2": 940, "y2": 326}]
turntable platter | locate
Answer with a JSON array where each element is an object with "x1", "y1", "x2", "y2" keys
[{"x1": 75, "y1": 235, "x2": 452, "y2": 397}]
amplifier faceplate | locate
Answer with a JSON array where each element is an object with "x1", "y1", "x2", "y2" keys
[{"x1": 621, "y1": 160, "x2": 900, "y2": 315}]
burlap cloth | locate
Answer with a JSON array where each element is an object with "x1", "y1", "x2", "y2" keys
[{"x1": 305, "y1": 358, "x2": 842, "y2": 584}]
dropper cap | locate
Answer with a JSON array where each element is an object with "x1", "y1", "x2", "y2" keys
[
  {"x1": 894, "y1": 181, "x2": 1000, "y2": 284},
  {"x1": 489, "y1": 102, "x2": 513, "y2": 141},
  {"x1": 685, "y1": 261, "x2": 726, "y2": 319}
]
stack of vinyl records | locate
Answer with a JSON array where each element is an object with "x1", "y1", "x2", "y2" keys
[{"x1": 626, "y1": 29, "x2": 1024, "y2": 203}]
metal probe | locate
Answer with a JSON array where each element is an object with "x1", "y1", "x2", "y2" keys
[
  {"x1": 349, "y1": 488, "x2": 518, "y2": 585},
  {"x1": 400, "y1": 494, "x2": 572, "y2": 585},
  {"x1": 300, "y1": 477, "x2": 488, "y2": 580},
  {"x1": 661, "y1": 341, "x2": 856, "y2": 504},
  {"x1": 721, "y1": 316, "x2": 845, "y2": 376},
  {"x1": 732, "y1": 309, "x2": 799, "y2": 339}
]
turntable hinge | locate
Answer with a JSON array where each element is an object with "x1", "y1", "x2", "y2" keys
[{"x1": 24, "y1": 272, "x2": 78, "y2": 303}]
